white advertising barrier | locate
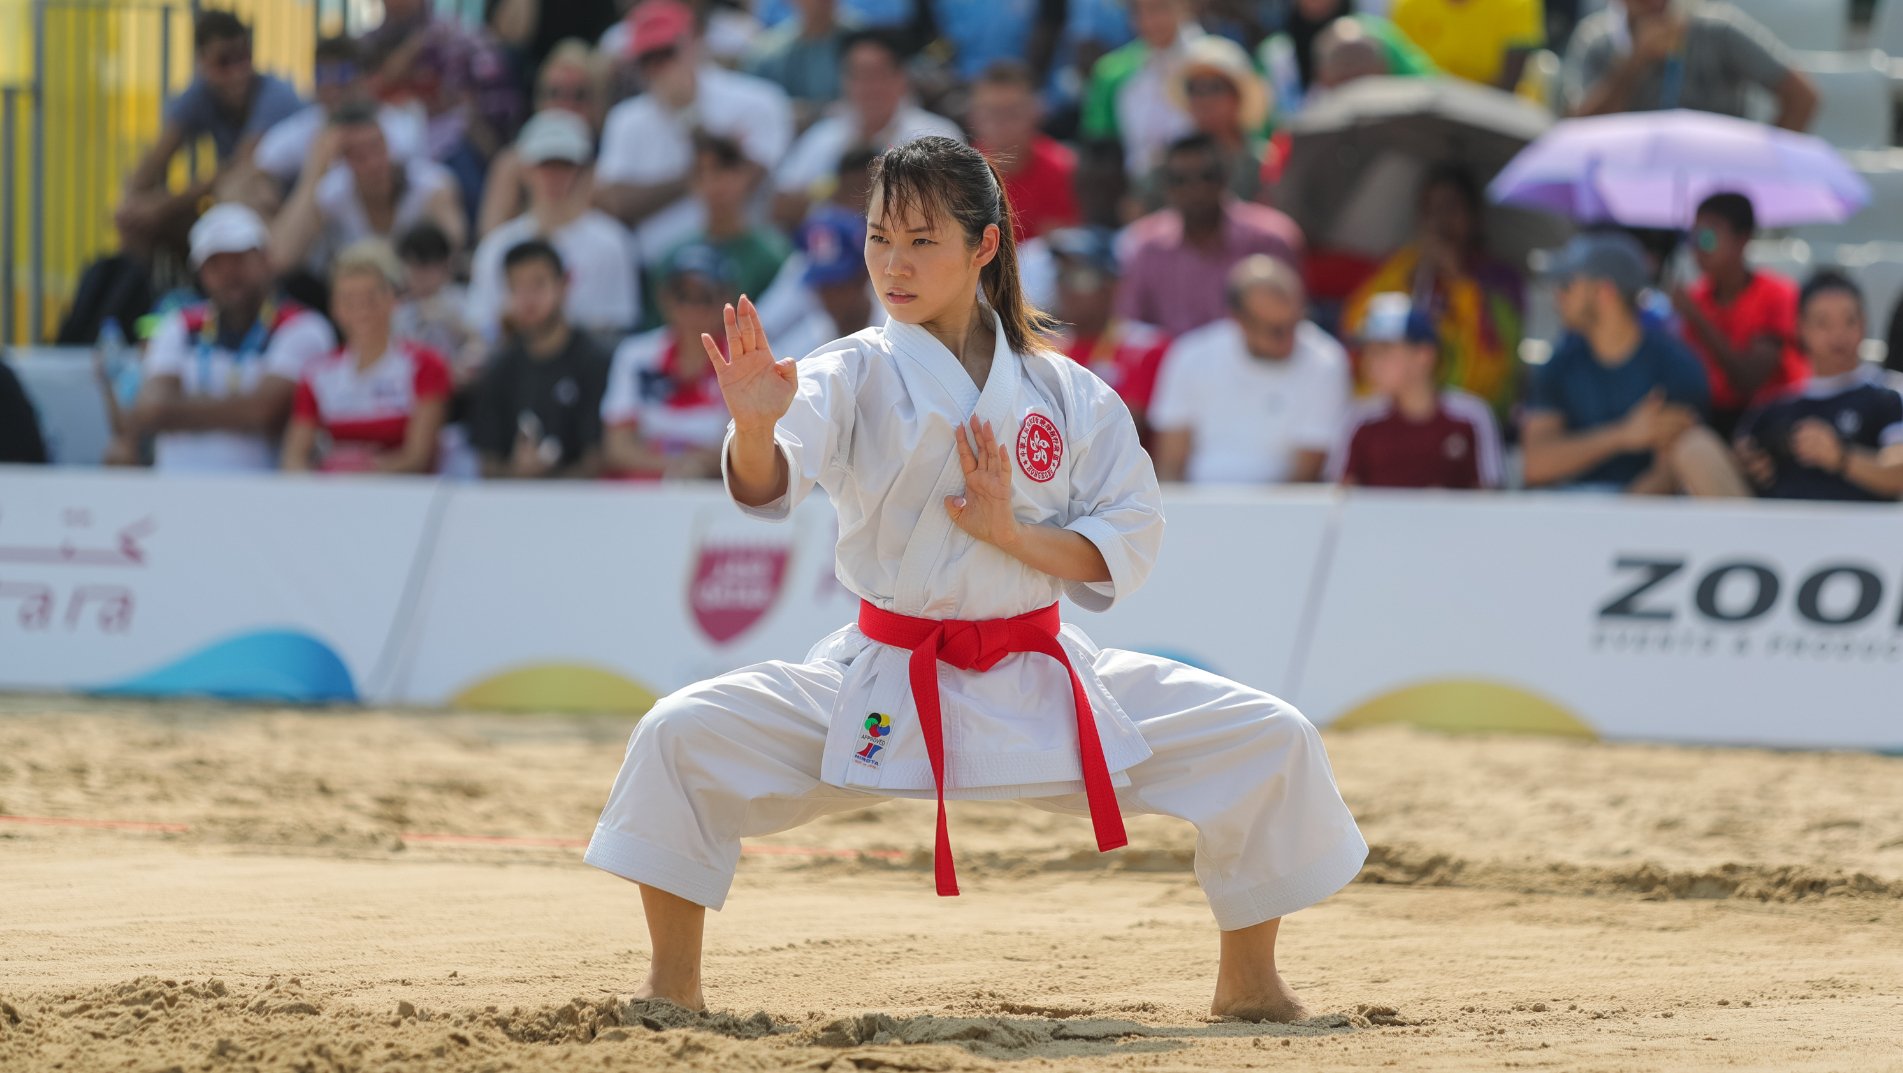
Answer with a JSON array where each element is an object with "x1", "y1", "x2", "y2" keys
[
  {"x1": 1295, "y1": 492, "x2": 1903, "y2": 750},
  {"x1": 0, "y1": 467, "x2": 441, "y2": 702},
  {"x1": 379, "y1": 485, "x2": 1336, "y2": 711}
]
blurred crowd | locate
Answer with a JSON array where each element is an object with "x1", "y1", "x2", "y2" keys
[{"x1": 4, "y1": 0, "x2": 1898, "y2": 503}]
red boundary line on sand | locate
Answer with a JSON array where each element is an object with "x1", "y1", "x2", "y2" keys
[
  {"x1": 0, "y1": 814, "x2": 192, "y2": 833},
  {"x1": 0, "y1": 815, "x2": 906, "y2": 861}
]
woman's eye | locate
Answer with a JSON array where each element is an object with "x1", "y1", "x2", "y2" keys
[
  {"x1": 868, "y1": 234, "x2": 887, "y2": 244},
  {"x1": 913, "y1": 238, "x2": 933, "y2": 247}
]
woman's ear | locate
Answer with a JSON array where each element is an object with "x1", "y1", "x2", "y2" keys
[{"x1": 973, "y1": 223, "x2": 1001, "y2": 271}]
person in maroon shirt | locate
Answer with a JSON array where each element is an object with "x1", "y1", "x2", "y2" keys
[
  {"x1": 1672, "y1": 191, "x2": 1808, "y2": 439},
  {"x1": 1048, "y1": 227, "x2": 1171, "y2": 443},
  {"x1": 968, "y1": 60, "x2": 1080, "y2": 242},
  {"x1": 1332, "y1": 293, "x2": 1503, "y2": 489}
]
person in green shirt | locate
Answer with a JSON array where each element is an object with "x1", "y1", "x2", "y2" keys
[
  {"x1": 1259, "y1": 0, "x2": 1437, "y2": 119},
  {"x1": 1080, "y1": 0, "x2": 1204, "y2": 176}
]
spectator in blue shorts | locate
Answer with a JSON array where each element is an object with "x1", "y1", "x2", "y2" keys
[
  {"x1": 1521, "y1": 232, "x2": 1746, "y2": 496},
  {"x1": 1734, "y1": 272, "x2": 1903, "y2": 502}
]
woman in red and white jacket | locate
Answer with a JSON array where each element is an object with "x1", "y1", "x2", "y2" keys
[{"x1": 282, "y1": 239, "x2": 452, "y2": 474}]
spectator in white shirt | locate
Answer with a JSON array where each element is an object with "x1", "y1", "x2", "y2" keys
[
  {"x1": 770, "y1": 28, "x2": 962, "y2": 230},
  {"x1": 1150, "y1": 254, "x2": 1350, "y2": 485},
  {"x1": 593, "y1": 0, "x2": 793, "y2": 259},
  {"x1": 467, "y1": 110, "x2": 642, "y2": 344},
  {"x1": 268, "y1": 99, "x2": 466, "y2": 277},
  {"x1": 251, "y1": 36, "x2": 426, "y2": 192},
  {"x1": 114, "y1": 204, "x2": 337, "y2": 472},
  {"x1": 476, "y1": 39, "x2": 612, "y2": 238}
]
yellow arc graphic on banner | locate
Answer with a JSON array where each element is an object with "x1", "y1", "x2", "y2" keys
[
  {"x1": 1332, "y1": 678, "x2": 1598, "y2": 740},
  {"x1": 451, "y1": 664, "x2": 660, "y2": 715}
]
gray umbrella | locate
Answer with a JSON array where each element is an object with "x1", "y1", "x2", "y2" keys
[{"x1": 1276, "y1": 76, "x2": 1571, "y2": 265}]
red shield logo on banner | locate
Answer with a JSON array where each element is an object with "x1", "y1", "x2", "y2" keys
[{"x1": 689, "y1": 543, "x2": 791, "y2": 644}]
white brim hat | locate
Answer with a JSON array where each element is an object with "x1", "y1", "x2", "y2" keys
[
  {"x1": 188, "y1": 202, "x2": 269, "y2": 269},
  {"x1": 516, "y1": 109, "x2": 594, "y2": 166}
]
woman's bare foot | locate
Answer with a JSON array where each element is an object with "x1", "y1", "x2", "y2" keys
[
  {"x1": 630, "y1": 979, "x2": 707, "y2": 1013},
  {"x1": 1210, "y1": 916, "x2": 1310, "y2": 1022},
  {"x1": 1210, "y1": 966, "x2": 1309, "y2": 1023},
  {"x1": 633, "y1": 883, "x2": 708, "y2": 1012}
]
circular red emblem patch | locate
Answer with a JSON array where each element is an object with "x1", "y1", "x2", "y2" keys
[{"x1": 1014, "y1": 413, "x2": 1063, "y2": 483}]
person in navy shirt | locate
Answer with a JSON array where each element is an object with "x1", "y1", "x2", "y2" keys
[
  {"x1": 1735, "y1": 271, "x2": 1903, "y2": 502},
  {"x1": 1521, "y1": 232, "x2": 1747, "y2": 496}
]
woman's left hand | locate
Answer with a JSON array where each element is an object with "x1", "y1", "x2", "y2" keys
[{"x1": 946, "y1": 415, "x2": 1022, "y2": 550}]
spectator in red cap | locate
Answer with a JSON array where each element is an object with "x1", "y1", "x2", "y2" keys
[
  {"x1": 968, "y1": 60, "x2": 1079, "y2": 243},
  {"x1": 1331, "y1": 293, "x2": 1503, "y2": 489},
  {"x1": 595, "y1": 0, "x2": 793, "y2": 253}
]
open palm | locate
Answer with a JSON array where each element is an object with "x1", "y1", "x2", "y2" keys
[
  {"x1": 705, "y1": 295, "x2": 798, "y2": 432},
  {"x1": 945, "y1": 416, "x2": 1022, "y2": 548}
]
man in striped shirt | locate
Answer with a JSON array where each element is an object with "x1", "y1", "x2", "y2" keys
[{"x1": 1332, "y1": 293, "x2": 1503, "y2": 489}]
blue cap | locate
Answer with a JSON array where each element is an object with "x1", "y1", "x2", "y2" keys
[
  {"x1": 799, "y1": 205, "x2": 867, "y2": 288},
  {"x1": 1543, "y1": 231, "x2": 1650, "y2": 299},
  {"x1": 663, "y1": 242, "x2": 734, "y2": 287},
  {"x1": 1359, "y1": 293, "x2": 1437, "y2": 345},
  {"x1": 1045, "y1": 226, "x2": 1120, "y2": 277}
]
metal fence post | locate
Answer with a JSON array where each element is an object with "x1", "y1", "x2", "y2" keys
[
  {"x1": 30, "y1": 0, "x2": 47, "y2": 342},
  {"x1": 3, "y1": 87, "x2": 16, "y2": 347}
]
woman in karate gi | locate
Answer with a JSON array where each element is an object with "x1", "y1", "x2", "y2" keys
[{"x1": 585, "y1": 136, "x2": 1366, "y2": 1022}]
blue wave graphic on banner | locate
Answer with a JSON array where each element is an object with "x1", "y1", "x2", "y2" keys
[{"x1": 94, "y1": 630, "x2": 358, "y2": 703}]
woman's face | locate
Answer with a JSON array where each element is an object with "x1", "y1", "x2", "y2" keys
[
  {"x1": 331, "y1": 270, "x2": 396, "y2": 346},
  {"x1": 864, "y1": 186, "x2": 997, "y2": 332}
]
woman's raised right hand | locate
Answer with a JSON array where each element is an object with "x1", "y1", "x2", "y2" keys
[{"x1": 705, "y1": 295, "x2": 798, "y2": 434}]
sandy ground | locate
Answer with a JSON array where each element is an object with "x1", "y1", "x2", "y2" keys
[{"x1": 2, "y1": 697, "x2": 1902, "y2": 1072}]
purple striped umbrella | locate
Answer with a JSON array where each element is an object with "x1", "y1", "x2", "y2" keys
[{"x1": 1488, "y1": 110, "x2": 1869, "y2": 228}]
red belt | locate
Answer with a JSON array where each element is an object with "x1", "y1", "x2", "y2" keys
[{"x1": 855, "y1": 600, "x2": 1127, "y2": 896}]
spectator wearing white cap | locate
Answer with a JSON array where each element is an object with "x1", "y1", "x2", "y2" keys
[
  {"x1": 268, "y1": 100, "x2": 467, "y2": 278},
  {"x1": 1149, "y1": 254, "x2": 1349, "y2": 485},
  {"x1": 1330, "y1": 293, "x2": 1503, "y2": 489},
  {"x1": 112, "y1": 203, "x2": 337, "y2": 473},
  {"x1": 594, "y1": 0, "x2": 793, "y2": 255},
  {"x1": 467, "y1": 110, "x2": 642, "y2": 345}
]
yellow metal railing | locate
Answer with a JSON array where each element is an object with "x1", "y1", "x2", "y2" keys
[{"x1": 2, "y1": 0, "x2": 319, "y2": 344}]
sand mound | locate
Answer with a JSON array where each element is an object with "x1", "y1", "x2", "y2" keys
[{"x1": 1360, "y1": 843, "x2": 1903, "y2": 902}]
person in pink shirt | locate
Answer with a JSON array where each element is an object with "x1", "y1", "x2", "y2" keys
[{"x1": 1115, "y1": 133, "x2": 1304, "y2": 336}]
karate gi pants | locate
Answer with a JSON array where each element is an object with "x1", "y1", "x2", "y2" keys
[{"x1": 584, "y1": 648, "x2": 1368, "y2": 931}]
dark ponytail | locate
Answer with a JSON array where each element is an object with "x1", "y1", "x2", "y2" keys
[{"x1": 867, "y1": 135, "x2": 1060, "y2": 355}]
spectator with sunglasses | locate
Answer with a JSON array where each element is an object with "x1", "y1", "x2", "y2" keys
[
  {"x1": 116, "y1": 12, "x2": 304, "y2": 262},
  {"x1": 1147, "y1": 35, "x2": 1270, "y2": 208},
  {"x1": 1149, "y1": 255, "x2": 1350, "y2": 485},
  {"x1": 477, "y1": 40, "x2": 612, "y2": 238},
  {"x1": 1671, "y1": 191, "x2": 1806, "y2": 440},
  {"x1": 253, "y1": 37, "x2": 427, "y2": 194},
  {"x1": 595, "y1": 0, "x2": 793, "y2": 250},
  {"x1": 1116, "y1": 134, "x2": 1304, "y2": 336}
]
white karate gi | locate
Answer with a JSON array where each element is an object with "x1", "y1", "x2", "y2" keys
[{"x1": 584, "y1": 308, "x2": 1367, "y2": 930}]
